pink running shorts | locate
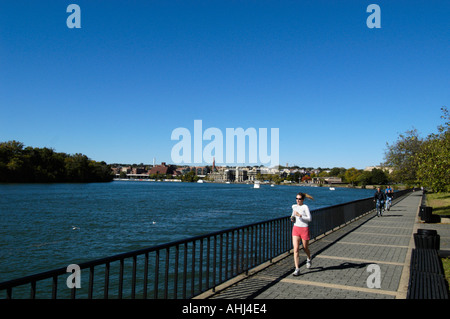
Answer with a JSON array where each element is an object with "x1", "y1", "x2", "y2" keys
[{"x1": 292, "y1": 226, "x2": 310, "y2": 240}]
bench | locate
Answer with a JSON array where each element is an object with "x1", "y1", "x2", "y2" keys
[{"x1": 407, "y1": 248, "x2": 449, "y2": 299}]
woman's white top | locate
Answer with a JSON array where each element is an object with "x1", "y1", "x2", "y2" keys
[{"x1": 291, "y1": 204, "x2": 312, "y2": 227}]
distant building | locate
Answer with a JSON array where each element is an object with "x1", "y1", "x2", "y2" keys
[
  {"x1": 183, "y1": 166, "x2": 211, "y2": 177},
  {"x1": 311, "y1": 177, "x2": 343, "y2": 184},
  {"x1": 364, "y1": 166, "x2": 394, "y2": 174},
  {"x1": 208, "y1": 167, "x2": 243, "y2": 182},
  {"x1": 121, "y1": 166, "x2": 132, "y2": 174},
  {"x1": 149, "y1": 162, "x2": 176, "y2": 175},
  {"x1": 132, "y1": 167, "x2": 147, "y2": 174},
  {"x1": 111, "y1": 167, "x2": 121, "y2": 175}
]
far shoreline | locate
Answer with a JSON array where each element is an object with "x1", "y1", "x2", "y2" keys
[{"x1": 112, "y1": 178, "x2": 406, "y2": 190}]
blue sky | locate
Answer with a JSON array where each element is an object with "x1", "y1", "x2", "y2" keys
[{"x1": 1, "y1": 1, "x2": 448, "y2": 169}]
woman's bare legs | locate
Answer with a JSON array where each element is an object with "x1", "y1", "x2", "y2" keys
[
  {"x1": 292, "y1": 236, "x2": 301, "y2": 269},
  {"x1": 302, "y1": 238, "x2": 311, "y2": 260}
]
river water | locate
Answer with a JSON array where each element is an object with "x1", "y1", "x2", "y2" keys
[{"x1": 0, "y1": 181, "x2": 375, "y2": 282}]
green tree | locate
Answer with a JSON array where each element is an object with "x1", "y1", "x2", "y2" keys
[
  {"x1": 371, "y1": 168, "x2": 389, "y2": 185},
  {"x1": 357, "y1": 171, "x2": 372, "y2": 187},
  {"x1": 384, "y1": 129, "x2": 423, "y2": 185},
  {"x1": 119, "y1": 171, "x2": 127, "y2": 178},
  {"x1": 0, "y1": 141, "x2": 25, "y2": 181},
  {"x1": 292, "y1": 171, "x2": 301, "y2": 183},
  {"x1": 181, "y1": 171, "x2": 198, "y2": 182},
  {"x1": 65, "y1": 153, "x2": 90, "y2": 182},
  {"x1": 318, "y1": 171, "x2": 329, "y2": 178},
  {"x1": 416, "y1": 107, "x2": 450, "y2": 192},
  {"x1": 0, "y1": 141, "x2": 113, "y2": 183},
  {"x1": 329, "y1": 167, "x2": 346, "y2": 178},
  {"x1": 344, "y1": 168, "x2": 361, "y2": 186}
]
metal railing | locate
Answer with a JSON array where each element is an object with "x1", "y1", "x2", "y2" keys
[{"x1": 0, "y1": 189, "x2": 412, "y2": 299}]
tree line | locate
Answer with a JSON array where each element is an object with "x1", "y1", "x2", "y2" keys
[
  {"x1": 384, "y1": 107, "x2": 449, "y2": 192},
  {"x1": 0, "y1": 141, "x2": 113, "y2": 183},
  {"x1": 258, "y1": 166, "x2": 390, "y2": 187}
]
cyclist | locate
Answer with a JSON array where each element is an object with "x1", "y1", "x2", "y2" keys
[
  {"x1": 385, "y1": 185, "x2": 393, "y2": 211},
  {"x1": 374, "y1": 187, "x2": 386, "y2": 217}
]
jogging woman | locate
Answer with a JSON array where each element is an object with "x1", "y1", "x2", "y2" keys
[{"x1": 291, "y1": 192, "x2": 313, "y2": 276}]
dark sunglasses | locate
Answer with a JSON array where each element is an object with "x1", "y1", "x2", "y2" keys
[{"x1": 296, "y1": 197, "x2": 303, "y2": 200}]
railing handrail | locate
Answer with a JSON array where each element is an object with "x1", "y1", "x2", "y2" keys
[{"x1": 0, "y1": 188, "x2": 412, "y2": 298}]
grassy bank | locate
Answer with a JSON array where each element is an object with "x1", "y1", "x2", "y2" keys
[
  {"x1": 443, "y1": 258, "x2": 450, "y2": 288},
  {"x1": 426, "y1": 192, "x2": 450, "y2": 288},
  {"x1": 426, "y1": 192, "x2": 450, "y2": 216}
]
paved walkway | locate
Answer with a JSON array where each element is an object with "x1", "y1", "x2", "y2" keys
[{"x1": 199, "y1": 191, "x2": 445, "y2": 299}]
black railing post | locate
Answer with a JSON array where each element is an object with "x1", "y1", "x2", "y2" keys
[
  {"x1": 164, "y1": 248, "x2": 169, "y2": 299},
  {"x1": 52, "y1": 275, "x2": 58, "y2": 299},
  {"x1": 199, "y1": 239, "x2": 203, "y2": 293},
  {"x1": 154, "y1": 250, "x2": 159, "y2": 299},
  {"x1": 173, "y1": 245, "x2": 179, "y2": 299},
  {"x1": 132, "y1": 255, "x2": 137, "y2": 299},
  {"x1": 206, "y1": 237, "x2": 211, "y2": 290},
  {"x1": 219, "y1": 233, "x2": 224, "y2": 284},
  {"x1": 88, "y1": 266, "x2": 94, "y2": 299},
  {"x1": 118, "y1": 259, "x2": 124, "y2": 299},
  {"x1": 191, "y1": 241, "x2": 195, "y2": 298},
  {"x1": 143, "y1": 252, "x2": 149, "y2": 299},
  {"x1": 104, "y1": 262, "x2": 110, "y2": 299},
  {"x1": 212, "y1": 236, "x2": 217, "y2": 291},
  {"x1": 182, "y1": 242, "x2": 187, "y2": 299},
  {"x1": 30, "y1": 281, "x2": 36, "y2": 299}
]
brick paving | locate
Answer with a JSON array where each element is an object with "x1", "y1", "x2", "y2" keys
[{"x1": 200, "y1": 191, "x2": 429, "y2": 299}]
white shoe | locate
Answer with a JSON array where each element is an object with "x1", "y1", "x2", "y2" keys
[
  {"x1": 306, "y1": 259, "x2": 311, "y2": 269},
  {"x1": 293, "y1": 268, "x2": 300, "y2": 276}
]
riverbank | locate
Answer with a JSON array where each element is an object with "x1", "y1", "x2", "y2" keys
[
  {"x1": 112, "y1": 178, "x2": 409, "y2": 191},
  {"x1": 422, "y1": 191, "x2": 450, "y2": 289},
  {"x1": 426, "y1": 192, "x2": 450, "y2": 217}
]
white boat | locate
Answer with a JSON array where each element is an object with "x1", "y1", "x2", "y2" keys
[
  {"x1": 197, "y1": 179, "x2": 204, "y2": 183},
  {"x1": 254, "y1": 182, "x2": 260, "y2": 189},
  {"x1": 329, "y1": 187, "x2": 335, "y2": 190}
]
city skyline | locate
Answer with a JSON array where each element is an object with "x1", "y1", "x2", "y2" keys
[{"x1": 1, "y1": 1, "x2": 448, "y2": 170}]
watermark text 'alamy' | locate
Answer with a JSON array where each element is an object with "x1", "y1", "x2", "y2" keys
[{"x1": 171, "y1": 120, "x2": 279, "y2": 167}]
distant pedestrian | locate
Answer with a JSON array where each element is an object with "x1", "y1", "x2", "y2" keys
[
  {"x1": 385, "y1": 185, "x2": 393, "y2": 210},
  {"x1": 291, "y1": 192, "x2": 314, "y2": 276},
  {"x1": 374, "y1": 187, "x2": 386, "y2": 217}
]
